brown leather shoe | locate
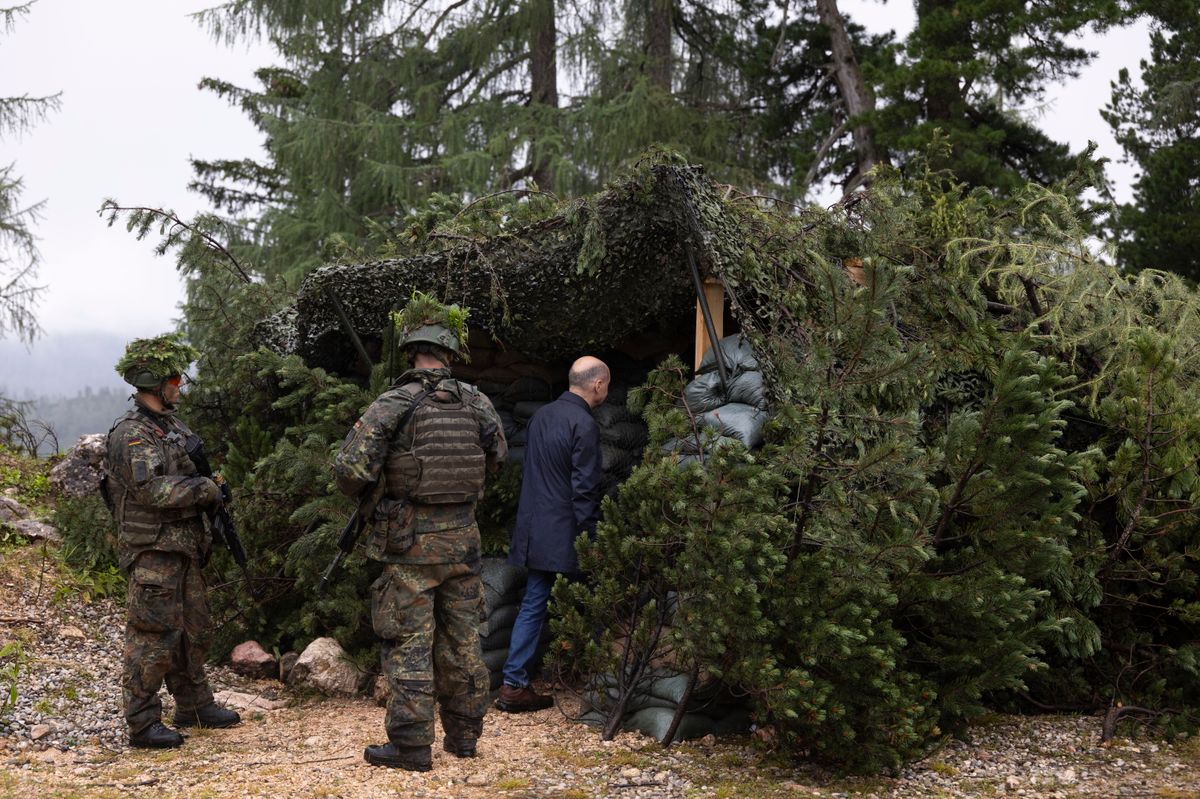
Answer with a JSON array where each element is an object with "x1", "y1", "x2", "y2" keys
[{"x1": 495, "y1": 684, "x2": 553, "y2": 713}]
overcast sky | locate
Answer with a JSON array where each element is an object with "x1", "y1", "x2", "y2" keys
[{"x1": 1, "y1": 1, "x2": 1151, "y2": 351}]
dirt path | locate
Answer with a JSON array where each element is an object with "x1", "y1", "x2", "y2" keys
[{"x1": 2, "y1": 542, "x2": 1199, "y2": 799}]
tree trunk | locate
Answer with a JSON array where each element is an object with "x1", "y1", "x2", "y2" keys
[
  {"x1": 915, "y1": 0, "x2": 960, "y2": 123},
  {"x1": 646, "y1": 0, "x2": 673, "y2": 92},
  {"x1": 815, "y1": 0, "x2": 882, "y2": 191},
  {"x1": 528, "y1": 0, "x2": 558, "y2": 190}
]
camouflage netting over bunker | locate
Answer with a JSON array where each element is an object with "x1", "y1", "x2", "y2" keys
[
  {"x1": 260, "y1": 163, "x2": 748, "y2": 371},
  {"x1": 221, "y1": 152, "x2": 1200, "y2": 773}
]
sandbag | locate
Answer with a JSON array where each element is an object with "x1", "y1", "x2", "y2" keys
[
  {"x1": 513, "y1": 400, "x2": 550, "y2": 423},
  {"x1": 480, "y1": 603, "x2": 521, "y2": 637},
  {"x1": 480, "y1": 559, "x2": 527, "y2": 611},
  {"x1": 601, "y1": 444, "x2": 635, "y2": 476},
  {"x1": 507, "y1": 446, "x2": 526, "y2": 465},
  {"x1": 504, "y1": 376, "x2": 553, "y2": 403},
  {"x1": 509, "y1": 362, "x2": 556, "y2": 383},
  {"x1": 479, "y1": 366, "x2": 521, "y2": 383},
  {"x1": 661, "y1": 434, "x2": 741, "y2": 463},
  {"x1": 700, "y1": 403, "x2": 769, "y2": 449},
  {"x1": 600, "y1": 420, "x2": 648, "y2": 450},
  {"x1": 507, "y1": 427, "x2": 528, "y2": 447},
  {"x1": 624, "y1": 707, "x2": 722, "y2": 743},
  {"x1": 593, "y1": 402, "x2": 635, "y2": 428},
  {"x1": 726, "y1": 370, "x2": 767, "y2": 409},
  {"x1": 681, "y1": 371, "x2": 728, "y2": 415},
  {"x1": 481, "y1": 623, "x2": 516, "y2": 651},
  {"x1": 497, "y1": 410, "x2": 520, "y2": 439},
  {"x1": 481, "y1": 648, "x2": 509, "y2": 672},
  {"x1": 698, "y1": 333, "x2": 758, "y2": 376},
  {"x1": 477, "y1": 379, "x2": 512, "y2": 398}
]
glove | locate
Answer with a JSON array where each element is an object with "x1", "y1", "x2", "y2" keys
[{"x1": 217, "y1": 479, "x2": 234, "y2": 507}]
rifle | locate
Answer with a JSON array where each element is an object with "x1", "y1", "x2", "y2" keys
[
  {"x1": 317, "y1": 490, "x2": 377, "y2": 595},
  {"x1": 182, "y1": 433, "x2": 262, "y2": 599}
]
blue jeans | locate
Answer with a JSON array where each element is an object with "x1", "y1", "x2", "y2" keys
[{"x1": 501, "y1": 569, "x2": 556, "y2": 688}]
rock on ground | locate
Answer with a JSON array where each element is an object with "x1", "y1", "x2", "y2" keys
[
  {"x1": 289, "y1": 637, "x2": 363, "y2": 696},
  {"x1": 3, "y1": 540, "x2": 1199, "y2": 799},
  {"x1": 230, "y1": 640, "x2": 277, "y2": 679},
  {"x1": 48, "y1": 434, "x2": 106, "y2": 499}
]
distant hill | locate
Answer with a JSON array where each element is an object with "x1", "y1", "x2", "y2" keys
[
  {"x1": 0, "y1": 331, "x2": 130, "y2": 399},
  {"x1": 1, "y1": 331, "x2": 136, "y2": 454}
]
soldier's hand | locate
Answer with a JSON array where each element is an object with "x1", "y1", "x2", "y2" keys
[
  {"x1": 198, "y1": 477, "x2": 222, "y2": 508},
  {"x1": 215, "y1": 474, "x2": 234, "y2": 507}
]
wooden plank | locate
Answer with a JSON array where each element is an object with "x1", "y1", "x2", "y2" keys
[{"x1": 694, "y1": 277, "x2": 725, "y2": 370}]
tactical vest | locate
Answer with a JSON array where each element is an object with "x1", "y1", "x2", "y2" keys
[
  {"x1": 383, "y1": 383, "x2": 486, "y2": 504},
  {"x1": 104, "y1": 409, "x2": 202, "y2": 549}
]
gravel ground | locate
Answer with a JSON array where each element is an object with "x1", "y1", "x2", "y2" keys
[{"x1": 2, "y1": 542, "x2": 1198, "y2": 799}]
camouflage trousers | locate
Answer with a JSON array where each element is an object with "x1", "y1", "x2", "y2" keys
[
  {"x1": 370, "y1": 561, "x2": 490, "y2": 748},
  {"x1": 122, "y1": 550, "x2": 214, "y2": 733}
]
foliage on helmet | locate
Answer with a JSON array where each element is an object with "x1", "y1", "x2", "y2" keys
[
  {"x1": 390, "y1": 290, "x2": 471, "y2": 360},
  {"x1": 115, "y1": 333, "x2": 199, "y2": 387}
]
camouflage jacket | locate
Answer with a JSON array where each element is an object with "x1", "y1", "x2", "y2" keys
[
  {"x1": 104, "y1": 398, "x2": 218, "y2": 569},
  {"x1": 334, "y1": 367, "x2": 507, "y2": 564}
]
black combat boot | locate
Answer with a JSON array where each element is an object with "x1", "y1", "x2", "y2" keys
[
  {"x1": 173, "y1": 703, "x2": 241, "y2": 729},
  {"x1": 442, "y1": 737, "x2": 477, "y2": 758},
  {"x1": 440, "y1": 708, "x2": 482, "y2": 757},
  {"x1": 364, "y1": 743, "x2": 433, "y2": 771},
  {"x1": 128, "y1": 721, "x2": 184, "y2": 749}
]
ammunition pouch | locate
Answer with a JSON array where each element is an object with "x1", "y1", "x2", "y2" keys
[
  {"x1": 370, "y1": 497, "x2": 418, "y2": 556},
  {"x1": 118, "y1": 503, "x2": 201, "y2": 549}
]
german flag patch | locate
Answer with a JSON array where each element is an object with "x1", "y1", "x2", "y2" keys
[{"x1": 127, "y1": 438, "x2": 146, "y2": 446}]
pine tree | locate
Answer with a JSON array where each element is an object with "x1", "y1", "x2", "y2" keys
[
  {"x1": 192, "y1": 0, "x2": 571, "y2": 284},
  {"x1": 1103, "y1": 1, "x2": 1200, "y2": 278},
  {"x1": 868, "y1": 0, "x2": 1129, "y2": 193},
  {"x1": 0, "y1": 1, "x2": 59, "y2": 341}
]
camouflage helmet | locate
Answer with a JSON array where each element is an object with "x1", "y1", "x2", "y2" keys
[
  {"x1": 400, "y1": 323, "x2": 462, "y2": 355},
  {"x1": 391, "y1": 291, "x2": 470, "y2": 363},
  {"x1": 115, "y1": 333, "x2": 199, "y2": 389}
]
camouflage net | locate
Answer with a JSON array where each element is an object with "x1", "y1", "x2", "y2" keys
[{"x1": 258, "y1": 161, "x2": 743, "y2": 370}]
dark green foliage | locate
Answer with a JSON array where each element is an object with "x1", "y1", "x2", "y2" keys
[
  {"x1": 52, "y1": 494, "x2": 119, "y2": 574},
  {"x1": 871, "y1": 0, "x2": 1128, "y2": 194},
  {"x1": 192, "y1": 347, "x2": 382, "y2": 658},
  {"x1": 477, "y1": 462, "x2": 522, "y2": 556},
  {"x1": 1103, "y1": 1, "x2": 1200, "y2": 278},
  {"x1": 541, "y1": 152, "x2": 1200, "y2": 770}
]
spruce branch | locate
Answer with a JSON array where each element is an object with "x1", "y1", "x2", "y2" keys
[{"x1": 98, "y1": 201, "x2": 252, "y2": 284}]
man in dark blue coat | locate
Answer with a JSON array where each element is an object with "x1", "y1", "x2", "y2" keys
[{"x1": 496, "y1": 356, "x2": 609, "y2": 712}]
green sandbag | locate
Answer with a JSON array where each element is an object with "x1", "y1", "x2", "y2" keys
[
  {"x1": 480, "y1": 603, "x2": 520, "y2": 636},
  {"x1": 698, "y1": 334, "x2": 759, "y2": 375},
  {"x1": 700, "y1": 403, "x2": 769, "y2": 449}
]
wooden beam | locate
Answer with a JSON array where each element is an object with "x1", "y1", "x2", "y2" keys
[{"x1": 694, "y1": 277, "x2": 725, "y2": 370}]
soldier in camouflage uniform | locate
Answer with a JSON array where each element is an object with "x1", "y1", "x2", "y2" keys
[
  {"x1": 334, "y1": 295, "x2": 506, "y2": 771},
  {"x1": 103, "y1": 334, "x2": 240, "y2": 749}
]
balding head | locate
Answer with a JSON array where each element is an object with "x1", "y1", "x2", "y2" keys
[{"x1": 568, "y1": 356, "x2": 610, "y2": 409}]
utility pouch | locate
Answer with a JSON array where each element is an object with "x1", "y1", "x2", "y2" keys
[{"x1": 372, "y1": 497, "x2": 417, "y2": 556}]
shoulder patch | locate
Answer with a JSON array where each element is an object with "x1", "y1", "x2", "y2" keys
[{"x1": 127, "y1": 437, "x2": 146, "y2": 447}]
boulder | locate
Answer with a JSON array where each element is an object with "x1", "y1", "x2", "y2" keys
[
  {"x1": 11, "y1": 519, "x2": 60, "y2": 543},
  {"x1": 49, "y1": 434, "x2": 107, "y2": 499},
  {"x1": 0, "y1": 496, "x2": 30, "y2": 523},
  {"x1": 279, "y1": 651, "x2": 299, "y2": 683},
  {"x1": 230, "y1": 640, "x2": 277, "y2": 679},
  {"x1": 289, "y1": 637, "x2": 361, "y2": 696}
]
